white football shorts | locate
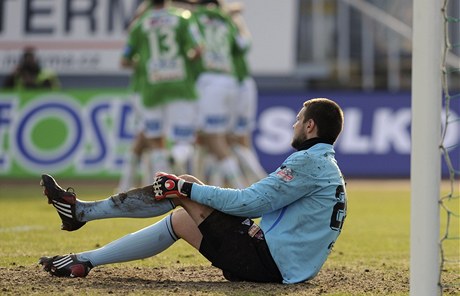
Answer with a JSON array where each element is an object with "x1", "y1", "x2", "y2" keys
[
  {"x1": 231, "y1": 77, "x2": 258, "y2": 136},
  {"x1": 196, "y1": 72, "x2": 238, "y2": 133},
  {"x1": 141, "y1": 99, "x2": 198, "y2": 143}
]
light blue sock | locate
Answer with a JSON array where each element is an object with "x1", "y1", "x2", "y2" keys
[
  {"x1": 77, "y1": 214, "x2": 178, "y2": 267},
  {"x1": 75, "y1": 187, "x2": 175, "y2": 222}
]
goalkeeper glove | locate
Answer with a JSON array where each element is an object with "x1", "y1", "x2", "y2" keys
[{"x1": 152, "y1": 172, "x2": 193, "y2": 200}]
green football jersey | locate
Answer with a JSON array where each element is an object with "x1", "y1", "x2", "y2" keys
[
  {"x1": 125, "y1": 7, "x2": 202, "y2": 107},
  {"x1": 187, "y1": 13, "x2": 205, "y2": 82},
  {"x1": 193, "y1": 6, "x2": 239, "y2": 76}
]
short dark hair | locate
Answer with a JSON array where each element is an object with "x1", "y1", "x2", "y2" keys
[{"x1": 302, "y1": 98, "x2": 344, "y2": 143}]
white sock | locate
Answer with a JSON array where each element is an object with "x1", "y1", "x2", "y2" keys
[
  {"x1": 76, "y1": 189, "x2": 175, "y2": 221},
  {"x1": 77, "y1": 214, "x2": 178, "y2": 267},
  {"x1": 117, "y1": 152, "x2": 140, "y2": 192},
  {"x1": 232, "y1": 144, "x2": 267, "y2": 182}
]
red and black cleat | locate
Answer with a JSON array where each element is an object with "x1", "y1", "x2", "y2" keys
[
  {"x1": 39, "y1": 254, "x2": 93, "y2": 278},
  {"x1": 40, "y1": 174, "x2": 86, "y2": 231}
]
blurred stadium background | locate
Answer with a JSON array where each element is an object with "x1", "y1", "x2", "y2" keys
[{"x1": 0, "y1": 0, "x2": 458, "y2": 180}]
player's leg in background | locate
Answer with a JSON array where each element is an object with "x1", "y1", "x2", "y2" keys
[
  {"x1": 142, "y1": 105, "x2": 172, "y2": 180},
  {"x1": 117, "y1": 131, "x2": 147, "y2": 192},
  {"x1": 166, "y1": 99, "x2": 198, "y2": 175},
  {"x1": 200, "y1": 133, "x2": 245, "y2": 188},
  {"x1": 190, "y1": 132, "x2": 209, "y2": 182},
  {"x1": 196, "y1": 73, "x2": 247, "y2": 189},
  {"x1": 230, "y1": 77, "x2": 267, "y2": 183},
  {"x1": 117, "y1": 93, "x2": 150, "y2": 191},
  {"x1": 230, "y1": 135, "x2": 267, "y2": 183}
]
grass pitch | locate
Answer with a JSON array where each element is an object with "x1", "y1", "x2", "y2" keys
[{"x1": 0, "y1": 178, "x2": 458, "y2": 295}]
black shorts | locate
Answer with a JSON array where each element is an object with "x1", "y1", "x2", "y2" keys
[{"x1": 198, "y1": 210, "x2": 283, "y2": 283}]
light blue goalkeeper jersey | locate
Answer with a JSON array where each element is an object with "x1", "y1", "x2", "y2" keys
[{"x1": 190, "y1": 141, "x2": 347, "y2": 284}]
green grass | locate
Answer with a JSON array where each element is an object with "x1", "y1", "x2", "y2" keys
[
  {"x1": 0, "y1": 179, "x2": 458, "y2": 295},
  {"x1": 333, "y1": 186, "x2": 411, "y2": 267}
]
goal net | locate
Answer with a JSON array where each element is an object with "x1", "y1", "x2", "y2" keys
[{"x1": 439, "y1": 0, "x2": 460, "y2": 294}]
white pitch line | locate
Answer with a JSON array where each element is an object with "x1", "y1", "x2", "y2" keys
[{"x1": 0, "y1": 225, "x2": 45, "y2": 233}]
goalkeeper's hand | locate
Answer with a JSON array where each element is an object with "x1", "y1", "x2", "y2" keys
[{"x1": 152, "y1": 172, "x2": 193, "y2": 200}]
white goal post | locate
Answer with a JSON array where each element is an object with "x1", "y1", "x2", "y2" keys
[{"x1": 410, "y1": 0, "x2": 443, "y2": 295}]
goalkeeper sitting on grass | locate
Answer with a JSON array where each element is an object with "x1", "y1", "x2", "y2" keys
[{"x1": 39, "y1": 98, "x2": 347, "y2": 284}]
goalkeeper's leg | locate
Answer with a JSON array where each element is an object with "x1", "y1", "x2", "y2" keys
[
  {"x1": 75, "y1": 213, "x2": 179, "y2": 267},
  {"x1": 41, "y1": 174, "x2": 175, "y2": 231},
  {"x1": 40, "y1": 213, "x2": 180, "y2": 277},
  {"x1": 78, "y1": 185, "x2": 175, "y2": 221}
]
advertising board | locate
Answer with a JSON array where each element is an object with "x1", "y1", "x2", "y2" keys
[{"x1": 1, "y1": 90, "x2": 458, "y2": 178}]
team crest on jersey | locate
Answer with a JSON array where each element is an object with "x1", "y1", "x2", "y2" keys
[{"x1": 276, "y1": 166, "x2": 294, "y2": 181}]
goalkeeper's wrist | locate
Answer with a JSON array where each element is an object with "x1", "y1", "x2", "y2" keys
[{"x1": 178, "y1": 180, "x2": 193, "y2": 198}]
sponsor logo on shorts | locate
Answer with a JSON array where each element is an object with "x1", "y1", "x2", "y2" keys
[{"x1": 248, "y1": 224, "x2": 264, "y2": 240}]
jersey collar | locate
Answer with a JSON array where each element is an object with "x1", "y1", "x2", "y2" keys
[{"x1": 296, "y1": 137, "x2": 334, "y2": 151}]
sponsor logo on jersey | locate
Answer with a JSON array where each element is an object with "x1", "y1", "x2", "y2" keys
[{"x1": 276, "y1": 166, "x2": 294, "y2": 181}]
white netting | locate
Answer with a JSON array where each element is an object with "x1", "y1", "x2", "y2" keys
[{"x1": 439, "y1": 0, "x2": 460, "y2": 294}]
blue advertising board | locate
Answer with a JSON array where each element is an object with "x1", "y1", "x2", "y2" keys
[{"x1": 254, "y1": 91, "x2": 459, "y2": 178}]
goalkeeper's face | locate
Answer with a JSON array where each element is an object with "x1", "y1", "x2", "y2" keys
[{"x1": 291, "y1": 107, "x2": 308, "y2": 150}]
